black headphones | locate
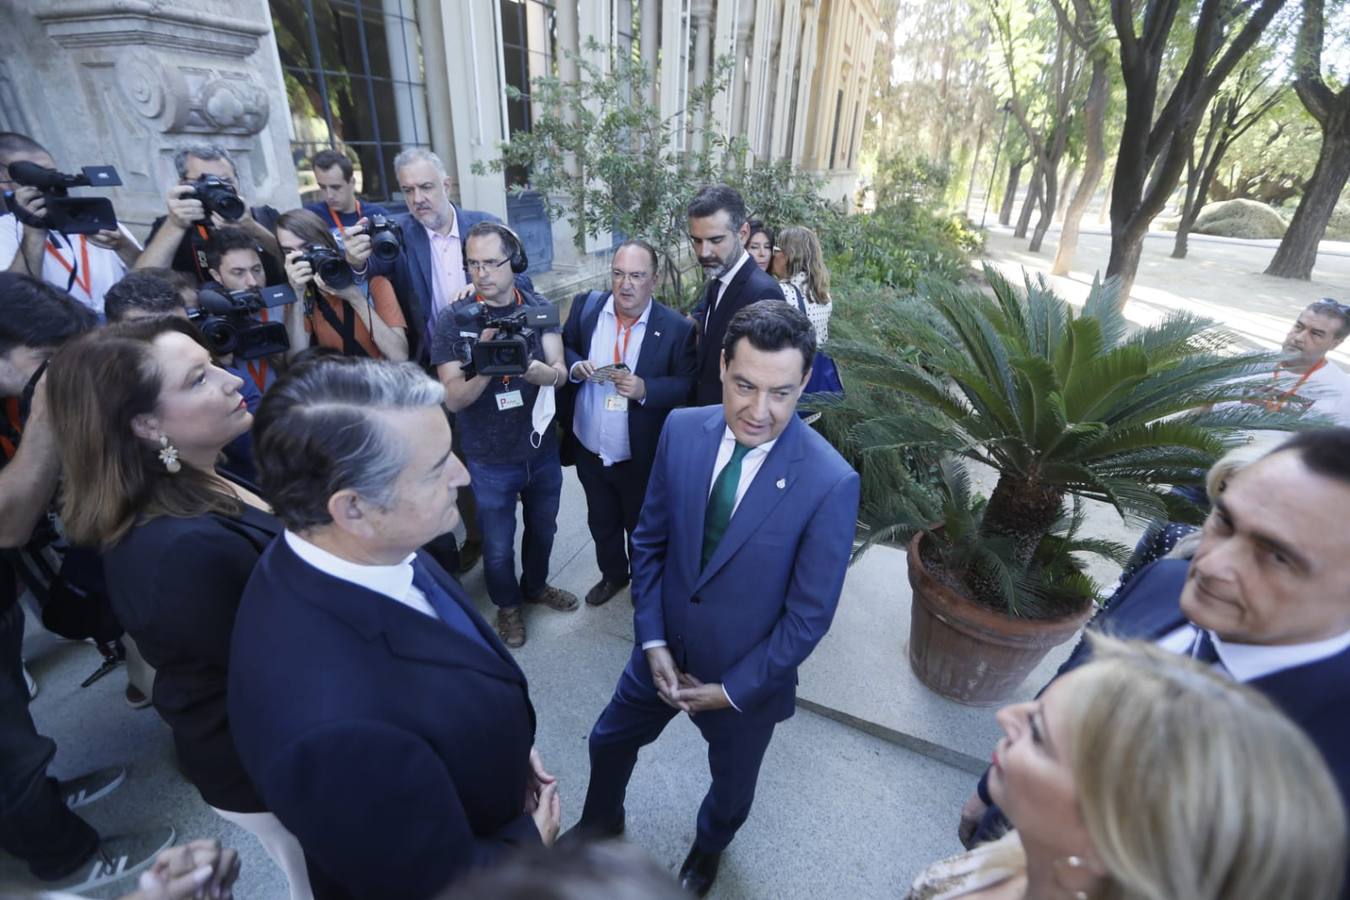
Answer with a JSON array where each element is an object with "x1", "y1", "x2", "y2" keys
[{"x1": 463, "y1": 222, "x2": 529, "y2": 275}]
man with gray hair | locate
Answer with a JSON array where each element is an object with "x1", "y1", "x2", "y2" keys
[
  {"x1": 136, "y1": 142, "x2": 284, "y2": 285},
  {"x1": 229, "y1": 355, "x2": 559, "y2": 900}
]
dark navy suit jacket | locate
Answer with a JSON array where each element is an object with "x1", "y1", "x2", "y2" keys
[
  {"x1": 228, "y1": 537, "x2": 539, "y2": 900},
  {"x1": 630, "y1": 406, "x2": 860, "y2": 721},
  {"x1": 689, "y1": 260, "x2": 786, "y2": 406},
  {"x1": 363, "y1": 205, "x2": 501, "y2": 367},
  {"x1": 979, "y1": 558, "x2": 1350, "y2": 852},
  {"x1": 560, "y1": 291, "x2": 697, "y2": 472}
]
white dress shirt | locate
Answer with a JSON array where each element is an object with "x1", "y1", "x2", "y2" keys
[
  {"x1": 1156, "y1": 621, "x2": 1350, "y2": 682},
  {"x1": 0, "y1": 214, "x2": 140, "y2": 315},
  {"x1": 641, "y1": 426, "x2": 780, "y2": 711},
  {"x1": 571, "y1": 295, "x2": 652, "y2": 465},
  {"x1": 423, "y1": 215, "x2": 465, "y2": 324},
  {"x1": 704, "y1": 250, "x2": 751, "y2": 327},
  {"x1": 284, "y1": 530, "x2": 436, "y2": 619}
]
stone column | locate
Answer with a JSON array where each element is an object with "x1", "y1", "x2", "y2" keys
[
  {"x1": 439, "y1": 0, "x2": 508, "y2": 218},
  {"x1": 640, "y1": 0, "x2": 659, "y2": 102},
  {"x1": 659, "y1": 0, "x2": 689, "y2": 150},
  {"x1": 791, "y1": 0, "x2": 820, "y2": 165},
  {"x1": 770, "y1": 0, "x2": 803, "y2": 159},
  {"x1": 557, "y1": 0, "x2": 580, "y2": 87},
  {"x1": 730, "y1": 0, "x2": 755, "y2": 140},
  {"x1": 689, "y1": 0, "x2": 714, "y2": 152},
  {"x1": 6, "y1": 0, "x2": 298, "y2": 233},
  {"x1": 416, "y1": 0, "x2": 459, "y2": 197}
]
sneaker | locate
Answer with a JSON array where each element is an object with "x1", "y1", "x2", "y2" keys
[
  {"x1": 62, "y1": 767, "x2": 126, "y2": 810},
  {"x1": 125, "y1": 684, "x2": 152, "y2": 709},
  {"x1": 22, "y1": 662, "x2": 36, "y2": 699},
  {"x1": 44, "y1": 827, "x2": 175, "y2": 892},
  {"x1": 496, "y1": 607, "x2": 526, "y2": 648},
  {"x1": 525, "y1": 584, "x2": 579, "y2": 612}
]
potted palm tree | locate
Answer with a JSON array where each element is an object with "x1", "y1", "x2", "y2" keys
[{"x1": 822, "y1": 267, "x2": 1296, "y2": 704}]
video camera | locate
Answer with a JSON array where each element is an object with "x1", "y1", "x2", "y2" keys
[
  {"x1": 298, "y1": 244, "x2": 354, "y2": 289},
  {"x1": 6, "y1": 161, "x2": 122, "y2": 234},
  {"x1": 451, "y1": 302, "x2": 560, "y2": 377},
  {"x1": 366, "y1": 214, "x2": 403, "y2": 261},
  {"x1": 188, "y1": 175, "x2": 245, "y2": 221},
  {"x1": 189, "y1": 284, "x2": 298, "y2": 361}
]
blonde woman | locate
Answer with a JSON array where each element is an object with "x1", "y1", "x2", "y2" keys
[
  {"x1": 909, "y1": 637, "x2": 1347, "y2": 899},
  {"x1": 771, "y1": 225, "x2": 832, "y2": 343}
]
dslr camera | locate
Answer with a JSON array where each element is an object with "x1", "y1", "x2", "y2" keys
[
  {"x1": 189, "y1": 284, "x2": 298, "y2": 361},
  {"x1": 451, "y1": 302, "x2": 560, "y2": 378},
  {"x1": 298, "y1": 244, "x2": 354, "y2": 289},
  {"x1": 366, "y1": 214, "x2": 403, "y2": 261},
  {"x1": 6, "y1": 161, "x2": 122, "y2": 234},
  {"x1": 188, "y1": 174, "x2": 246, "y2": 221}
]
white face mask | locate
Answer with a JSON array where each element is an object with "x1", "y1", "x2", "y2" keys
[{"x1": 530, "y1": 382, "x2": 556, "y2": 449}]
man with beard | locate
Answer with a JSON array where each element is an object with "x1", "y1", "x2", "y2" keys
[
  {"x1": 685, "y1": 185, "x2": 785, "y2": 406},
  {"x1": 1244, "y1": 298, "x2": 1350, "y2": 426}
]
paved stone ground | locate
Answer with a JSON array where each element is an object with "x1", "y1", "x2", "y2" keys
[{"x1": 11, "y1": 222, "x2": 1341, "y2": 899}]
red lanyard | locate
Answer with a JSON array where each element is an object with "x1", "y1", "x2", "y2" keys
[
  {"x1": 243, "y1": 308, "x2": 272, "y2": 392},
  {"x1": 45, "y1": 235, "x2": 91, "y2": 298},
  {"x1": 328, "y1": 199, "x2": 359, "y2": 232},
  {"x1": 614, "y1": 313, "x2": 636, "y2": 364},
  {"x1": 1266, "y1": 359, "x2": 1326, "y2": 411},
  {"x1": 476, "y1": 289, "x2": 524, "y2": 384},
  {"x1": 0, "y1": 397, "x2": 21, "y2": 459}
]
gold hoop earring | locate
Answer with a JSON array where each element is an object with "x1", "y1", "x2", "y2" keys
[{"x1": 158, "y1": 435, "x2": 182, "y2": 474}]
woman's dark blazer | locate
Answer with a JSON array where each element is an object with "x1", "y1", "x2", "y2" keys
[{"x1": 102, "y1": 501, "x2": 279, "y2": 812}]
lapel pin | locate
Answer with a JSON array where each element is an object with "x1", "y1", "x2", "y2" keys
[
  {"x1": 654, "y1": 330, "x2": 662, "y2": 337},
  {"x1": 776, "y1": 478, "x2": 786, "y2": 489}
]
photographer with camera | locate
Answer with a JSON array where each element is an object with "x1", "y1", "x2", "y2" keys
[
  {"x1": 136, "y1": 143, "x2": 283, "y2": 286},
  {"x1": 275, "y1": 209, "x2": 409, "y2": 362},
  {"x1": 0, "y1": 274, "x2": 176, "y2": 893},
  {"x1": 433, "y1": 223, "x2": 576, "y2": 648},
  {"x1": 200, "y1": 227, "x2": 306, "y2": 394},
  {"x1": 0, "y1": 133, "x2": 141, "y2": 316},
  {"x1": 302, "y1": 149, "x2": 389, "y2": 245}
]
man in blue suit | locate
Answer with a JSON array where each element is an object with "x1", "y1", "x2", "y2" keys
[
  {"x1": 564, "y1": 302, "x2": 860, "y2": 896},
  {"x1": 228, "y1": 356, "x2": 561, "y2": 900},
  {"x1": 685, "y1": 185, "x2": 786, "y2": 407},
  {"x1": 561, "y1": 238, "x2": 697, "y2": 607},
  {"x1": 960, "y1": 428, "x2": 1350, "y2": 882}
]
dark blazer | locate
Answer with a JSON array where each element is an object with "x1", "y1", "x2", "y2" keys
[
  {"x1": 102, "y1": 503, "x2": 279, "y2": 813},
  {"x1": 977, "y1": 558, "x2": 1350, "y2": 856},
  {"x1": 228, "y1": 536, "x2": 539, "y2": 900},
  {"x1": 631, "y1": 406, "x2": 860, "y2": 721},
  {"x1": 560, "y1": 291, "x2": 697, "y2": 471},
  {"x1": 363, "y1": 205, "x2": 500, "y2": 366},
  {"x1": 688, "y1": 258, "x2": 786, "y2": 406}
]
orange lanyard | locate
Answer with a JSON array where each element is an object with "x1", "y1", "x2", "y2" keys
[
  {"x1": 0, "y1": 397, "x2": 21, "y2": 459},
  {"x1": 1265, "y1": 359, "x2": 1326, "y2": 411},
  {"x1": 328, "y1": 199, "x2": 359, "y2": 232},
  {"x1": 614, "y1": 314, "x2": 636, "y2": 364},
  {"x1": 45, "y1": 235, "x2": 91, "y2": 298},
  {"x1": 477, "y1": 289, "x2": 524, "y2": 385},
  {"x1": 243, "y1": 308, "x2": 272, "y2": 392}
]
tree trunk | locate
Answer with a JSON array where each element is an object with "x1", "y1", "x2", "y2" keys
[
  {"x1": 979, "y1": 473, "x2": 1065, "y2": 573},
  {"x1": 999, "y1": 159, "x2": 1025, "y2": 226},
  {"x1": 1029, "y1": 162, "x2": 1058, "y2": 252},
  {"x1": 1015, "y1": 162, "x2": 1044, "y2": 239},
  {"x1": 1052, "y1": 58, "x2": 1109, "y2": 277},
  {"x1": 1106, "y1": 217, "x2": 1148, "y2": 306},
  {"x1": 1056, "y1": 164, "x2": 1079, "y2": 222},
  {"x1": 1265, "y1": 118, "x2": 1350, "y2": 279}
]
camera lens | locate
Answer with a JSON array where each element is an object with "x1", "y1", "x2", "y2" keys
[
  {"x1": 207, "y1": 188, "x2": 245, "y2": 221},
  {"x1": 316, "y1": 256, "x2": 354, "y2": 289},
  {"x1": 200, "y1": 319, "x2": 238, "y2": 355},
  {"x1": 371, "y1": 233, "x2": 401, "y2": 262}
]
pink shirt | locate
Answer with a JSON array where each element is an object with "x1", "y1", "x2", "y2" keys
[{"x1": 424, "y1": 215, "x2": 466, "y2": 325}]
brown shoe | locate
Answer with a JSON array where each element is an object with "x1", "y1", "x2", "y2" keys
[
  {"x1": 525, "y1": 584, "x2": 579, "y2": 612},
  {"x1": 496, "y1": 607, "x2": 526, "y2": 648}
]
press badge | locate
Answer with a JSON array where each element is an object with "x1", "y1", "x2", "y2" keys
[
  {"x1": 496, "y1": 390, "x2": 524, "y2": 411},
  {"x1": 605, "y1": 394, "x2": 629, "y2": 412}
]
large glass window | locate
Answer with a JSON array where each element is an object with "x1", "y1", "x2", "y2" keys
[
  {"x1": 499, "y1": 0, "x2": 557, "y2": 187},
  {"x1": 272, "y1": 0, "x2": 430, "y2": 202}
]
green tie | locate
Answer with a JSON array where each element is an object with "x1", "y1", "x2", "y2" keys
[{"x1": 702, "y1": 442, "x2": 752, "y2": 570}]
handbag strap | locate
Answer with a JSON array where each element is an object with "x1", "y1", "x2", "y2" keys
[{"x1": 785, "y1": 280, "x2": 808, "y2": 315}]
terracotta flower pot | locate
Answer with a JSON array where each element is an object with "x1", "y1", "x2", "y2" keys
[{"x1": 906, "y1": 532, "x2": 1093, "y2": 706}]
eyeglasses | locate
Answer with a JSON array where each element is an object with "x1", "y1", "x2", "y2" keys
[
  {"x1": 611, "y1": 270, "x2": 649, "y2": 285},
  {"x1": 466, "y1": 258, "x2": 511, "y2": 273}
]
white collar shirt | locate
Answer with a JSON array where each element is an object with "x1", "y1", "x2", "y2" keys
[
  {"x1": 574, "y1": 295, "x2": 652, "y2": 465},
  {"x1": 423, "y1": 213, "x2": 464, "y2": 325},
  {"x1": 709, "y1": 426, "x2": 778, "y2": 516},
  {"x1": 284, "y1": 530, "x2": 436, "y2": 619},
  {"x1": 1157, "y1": 621, "x2": 1350, "y2": 682},
  {"x1": 707, "y1": 250, "x2": 751, "y2": 324}
]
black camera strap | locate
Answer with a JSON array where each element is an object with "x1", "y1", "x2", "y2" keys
[{"x1": 312, "y1": 289, "x2": 369, "y2": 358}]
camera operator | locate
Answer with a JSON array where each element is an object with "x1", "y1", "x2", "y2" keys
[
  {"x1": 276, "y1": 209, "x2": 409, "y2": 362},
  {"x1": 136, "y1": 143, "x2": 283, "y2": 286},
  {"x1": 302, "y1": 149, "x2": 389, "y2": 246},
  {"x1": 433, "y1": 223, "x2": 576, "y2": 648},
  {"x1": 203, "y1": 227, "x2": 306, "y2": 394},
  {"x1": 0, "y1": 274, "x2": 174, "y2": 892},
  {"x1": 0, "y1": 133, "x2": 141, "y2": 316}
]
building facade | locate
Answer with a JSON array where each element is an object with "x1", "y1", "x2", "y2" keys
[{"x1": 0, "y1": 0, "x2": 881, "y2": 294}]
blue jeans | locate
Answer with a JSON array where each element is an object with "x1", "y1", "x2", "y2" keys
[
  {"x1": 467, "y1": 450, "x2": 563, "y2": 609},
  {"x1": 0, "y1": 600, "x2": 99, "y2": 878}
]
